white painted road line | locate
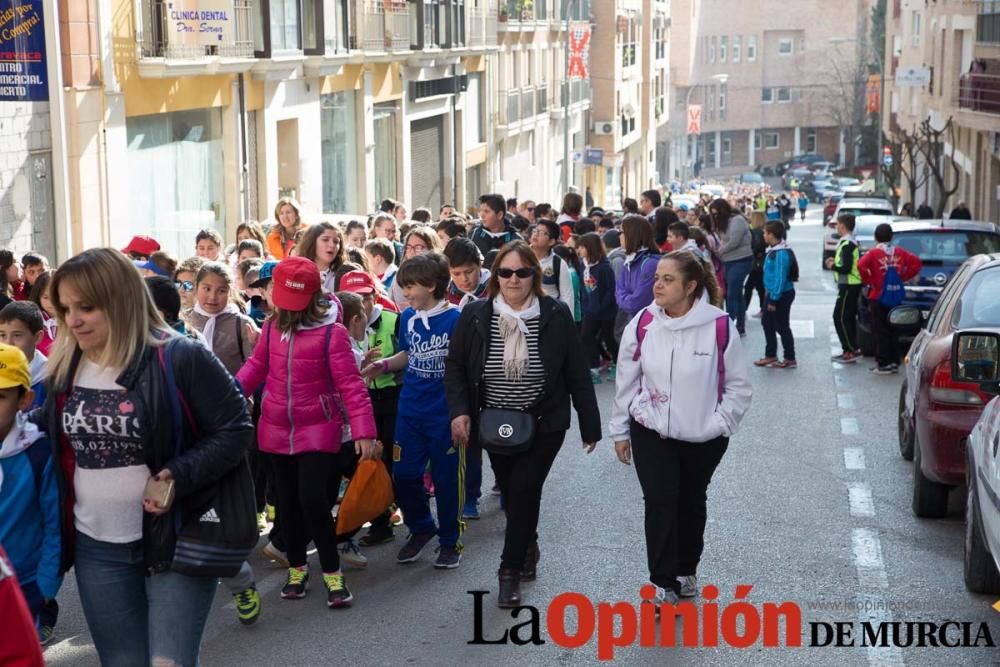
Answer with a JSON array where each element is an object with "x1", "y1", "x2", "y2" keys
[
  {"x1": 848, "y1": 483, "x2": 875, "y2": 518},
  {"x1": 851, "y1": 528, "x2": 889, "y2": 589},
  {"x1": 858, "y1": 592, "x2": 905, "y2": 666},
  {"x1": 837, "y1": 394, "x2": 855, "y2": 410},
  {"x1": 841, "y1": 417, "x2": 859, "y2": 435},
  {"x1": 844, "y1": 448, "x2": 866, "y2": 470},
  {"x1": 833, "y1": 374, "x2": 847, "y2": 388},
  {"x1": 790, "y1": 319, "x2": 815, "y2": 339}
]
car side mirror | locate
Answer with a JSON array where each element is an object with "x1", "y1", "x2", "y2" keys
[
  {"x1": 952, "y1": 331, "x2": 1000, "y2": 393},
  {"x1": 889, "y1": 305, "x2": 922, "y2": 328}
]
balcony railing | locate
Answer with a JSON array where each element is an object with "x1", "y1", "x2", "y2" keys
[
  {"x1": 978, "y1": 1, "x2": 1000, "y2": 43},
  {"x1": 498, "y1": 89, "x2": 522, "y2": 125},
  {"x1": 570, "y1": 78, "x2": 589, "y2": 104},
  {"x1": 536, "y1": 85, "x2": 548, "y2": 115},
  {"x1": 959, "y1": 72, "x2": 1000, "y2": 115},
  {"x1": 140, "y1": 0, "x2": 254, "y2": 58},
  {"x1": 362, "y1": 0, "x2": 413, "y2": 51},
  {"x1": 521, "y1": 86, "x2": 536, "y2": 119},
  {"x1": 549, "y1": 80, "x2": 563, "y2": 109},
  {"x1": 469, "y1": 4, "x2": 499, "y2": 47}
]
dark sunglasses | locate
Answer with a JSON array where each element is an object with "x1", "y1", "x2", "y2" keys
[
  {"x1": 526, "y1": 207, "x2": 535, "y2": 212},
  {"x1": 175, "y1": 281, "x2": 194, "y2": 292},
  {"x1": 496, "y1": 267, "x2": 535, "y2": 279}
]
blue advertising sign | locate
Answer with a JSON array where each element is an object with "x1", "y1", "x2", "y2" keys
[
  {"x1": 0, "y1": 0, "x2": 47, "y2": 102},
  {"x1": 584, "y1": 148, "x2": 604, "y2": 166}
]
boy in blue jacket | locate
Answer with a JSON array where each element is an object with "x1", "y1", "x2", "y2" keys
[
  {"x1": 756, "y1": 221, "x2": 798, "y2": 369},
  {"x1": 576, "y1": 232, "x2": 619, "y2": 383},
  {"x1": 0, "y1": 342, "x2": 61, "y2": 643}
]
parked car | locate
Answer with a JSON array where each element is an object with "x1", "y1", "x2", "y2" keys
[
  {"x1": 740, "y1": 172, "x2": 764, "y2": 185},
  {"x1": 893, "y1": 252, "x2": 1000, "y2": 518},
  {"x1": 951, "y1": 330, "x2": 1000, "y2": 593},
  {"x1": 854, "y1": 215, "x2": 913, "y2": 253},
  {"x1": 823, "y1": 195, "x2": 842, "y2": 223},
  {"x1": 822, "y1": 195, "x2": 895, "y2": 266},
  {"x1": 776, "y1": 153, "x2": 829, "y2": 175}
]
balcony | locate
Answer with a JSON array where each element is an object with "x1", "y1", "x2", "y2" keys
[
  {"x1": 500, "y1": 0, "x2": 534, "y2": 23},
  {"x1": 498, "y1": 88, "x2": 522, "y2": 126},
  {"x1": 469, "y1": 4, "x2": 500, "y2": 49},
  {"x1": 959, "y1": 72, "x2": 1000, "y2": 116},
  {"x1": 362, "y1": 0, "x2": 414, "y2": 53},
  {"x1": 137, "y1": 0, "x2": 255, "y2": 77},
  {"x1": 978, "y1": 1, "x2": 1000, "y2": 43}
]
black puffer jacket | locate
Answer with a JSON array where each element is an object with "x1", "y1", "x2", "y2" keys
[
  {"x1": 37, "y1": 335, "x2": 253, "y2": 575},
  {"x1": 444, "y1": 296, "x2": 602, "y2": 443}
]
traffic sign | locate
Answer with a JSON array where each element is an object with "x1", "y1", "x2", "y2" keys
[
  {"x1": 883, "y1": 146, "x2": 893, "y2": 167},
  {"x1": 687, "y1": 105, "x2": 702, "y2": 135},
  {"x1": 584, "y1": 148, "x2": 604, "y2": 166}
]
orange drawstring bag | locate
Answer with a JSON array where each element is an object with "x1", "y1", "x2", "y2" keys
[{"x1": 336, "y1": 459, "x2": 394, "y2": 536}]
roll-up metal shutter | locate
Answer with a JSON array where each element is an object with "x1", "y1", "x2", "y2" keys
[{"x1": 409, "y1": 115, "x2": 445, "y2": 211}]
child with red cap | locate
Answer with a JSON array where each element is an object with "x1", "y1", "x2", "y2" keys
[{"x1": 236, "y1": 257, "x2": 377, "y2": 608}]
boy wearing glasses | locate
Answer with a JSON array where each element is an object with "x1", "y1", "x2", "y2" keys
[
  {"x1": 529, "y1": 220, "x2": 574, "y2": 313},
  {"x1": 361, "y1": 253, "x2": 465, "y2": 569}
]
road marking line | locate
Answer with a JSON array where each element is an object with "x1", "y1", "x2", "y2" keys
[
  {"x1": 858, "y1": 592, "x2": 905, "y2": 666},
  {"x1": 834, "y1": 374, "x2": 847, "y2": 388},
  {"x1": 790, "y1": 319, "x2": 815, "y2": 339},
  {"x1": 837, "y1": 394, "x2": 855, "y2": 410},
  {"x1": 844, "y1": 448, "x2": 866, "y2": 470},
  {"x1": 851, "y1": 528, "x2": 888, "y2": 589},
  {"x1": 832, "y1": 346, "x2": 843, "y2": 356},
  {"x1": 848, "y1": 483, "x2": 875, "y2": 517},
  {"x1": 841, "y1": 417, "x2": 859, "y2": 435}
]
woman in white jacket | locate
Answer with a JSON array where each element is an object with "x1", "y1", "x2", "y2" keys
[{"x1": 610, "y1": 251, "x2": 752, "y2": 605}]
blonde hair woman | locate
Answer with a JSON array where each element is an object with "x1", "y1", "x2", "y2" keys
[
  {"x1": 40, "y1": 248, "x2": 253, "y2": 665},
  {"x1": 268, "y1": 197, "x2": 308, "y2": 259}
]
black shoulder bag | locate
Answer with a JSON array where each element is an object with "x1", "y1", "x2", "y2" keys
[{"x1": 478, "y1": 408, "x2": 536, "y2": 456}]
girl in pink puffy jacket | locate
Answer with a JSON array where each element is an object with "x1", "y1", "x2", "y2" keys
[{"x1": 236, "y1": 257, "x2": 377, "y2": 609}]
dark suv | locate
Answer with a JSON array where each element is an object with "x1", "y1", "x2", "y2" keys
[{"x1": 857, "y1": 220, "x2": 1000, "y2": 356}]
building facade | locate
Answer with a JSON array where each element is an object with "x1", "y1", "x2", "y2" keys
[
  {"x1": 667, "y1": 0, "x2": 872, "y2": 181},
  {"x1": 884, "y1": 0, "x2": 999, "y2": 222}
]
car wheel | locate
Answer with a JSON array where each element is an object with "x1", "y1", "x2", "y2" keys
[
  {"x1": 965, "y1": 464, "x2": 1000, "y2": 593},
  {"x1": 897, "y1": 383, "x2": 915, "y2": 461},
  {"x1": 857, "y1": 320, "x2": 876, "y2": 357},
  {"x1": 912, "y1": 434, "x2": 950, "y2": 518}
]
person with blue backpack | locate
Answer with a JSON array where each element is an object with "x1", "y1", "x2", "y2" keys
[
  {"x1": 858, "y1": 223, "x2": 922, "y2": 374},
  {"x1": 754, "y1": 222, "x2": 799, "y2": 369},
  {"x1": 610, "y1": 251, "x2": 752, "y2": 607}
]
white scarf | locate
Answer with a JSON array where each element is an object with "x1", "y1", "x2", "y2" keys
[
  {"x1": 765, "y1": 240, "x2": 790, "y2": 255},
  {"x1": 0, "y1": 412, "x2": 43, "y2": 493},
  {"x1": 583, "y1": 260, "x2": 597, "y2": 285},
  {"x1": 493, "y1": 293, "x2": 541, "y2": 381},
  {"x1": 193, "y1": 302, "x2": 240, "y2": 354},
  {"x1": 42, "y1": 312, "x2": 57, "y2": 341},
  {"x1": 408, "y1": 299, "x2": 452, "y2": 334},
  {"x1": 479, "y1": 225, "x2": 509, "y2": 238}
]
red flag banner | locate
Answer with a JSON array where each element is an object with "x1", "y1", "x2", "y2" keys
[{"x1": 568, "y1": 23, "x2": 591, "y2": 80}]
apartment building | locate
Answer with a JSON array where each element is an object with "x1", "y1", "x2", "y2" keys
[
  {"x1": 47, "y1": 0, "x2": 500, "y2": 257},
  {"x1": 667, "y1": 0, "x2": 871, "y2": 181},
  {"x1": 489, "y1": 0, "x2": 592, "y2": 206},
  {"x1": 884, "y1": 0, "x2": 999, "y2": 221},
  {"x1": 585, "y1": 0, "x2": 669, "y2": 205}
]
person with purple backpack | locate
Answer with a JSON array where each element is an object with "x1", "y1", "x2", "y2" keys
[{"x1": 610, "y1": 251, "x2": 752, "y2": 606}]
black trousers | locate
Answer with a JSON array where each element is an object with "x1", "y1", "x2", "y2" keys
[
  {"x1": 271, "y1": 451, "x2": 348, "y2": 572},
  {"x1": 869, "y1": 300, "x2": 900, "y2": 366},
  {"x1": 833, "y1": 284, "x2": 861, "y2": 353},
  {"x1": 488, "y1": 430, "x2": 566, "y2": 570},
  {"x1": 367, "y1": 386, "x2": 401, "y2": 533},
  {"x1": 743, "y1": 268, "x2": 765, "y2": 311},
  {"x1": 762, "y1": 291, "x2": 796, "y2": 360},
  {"x1": 630, "y1": 421, "x2": 728, "y2": 593},
  {"x1": 581, "y1": 316, "x2": 619, "y2": 369}
]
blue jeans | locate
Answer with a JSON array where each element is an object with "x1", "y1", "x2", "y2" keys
[
  {"x1": 74, "y1": 532, "x2": 218, "y2": 667},
  {"x1": 724, "y1": 257, "x2": 753, "y2": 332}
]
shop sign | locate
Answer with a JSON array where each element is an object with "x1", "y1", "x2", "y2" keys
[
  {"x1": 0, "y1": 0, "x2": 48, "y2": 102},
  {"x1": 167, "y1": 0, "x2": 234, "y2": 48}
]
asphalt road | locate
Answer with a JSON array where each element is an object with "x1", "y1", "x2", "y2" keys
[{"x1": 43, "y1": 210, "x2": 1000, "y2": 666}]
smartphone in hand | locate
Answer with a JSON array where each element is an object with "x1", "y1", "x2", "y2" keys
[{"x1": 144, "y1": 477, "x2": 176, "y2": 510}]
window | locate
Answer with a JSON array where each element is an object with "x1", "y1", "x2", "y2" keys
[
  {"x1": 778, "y1": 38, "x2": 793, "y2": 55},
  {"x1": 528, "y1": 131, "x2": 536, "y2": 167},
  {"x1": 747, "y1": 35, "x2": 757, "y2": 62},
  {"x1": 764, "y1": 132, "x2": 780, "y2": 150},
  {"x1": 373, "y1": 105, "x2": 398, "y2": 205},
  {"x1": 761, "y1": 87, "x2": 773, "y2": 103},
  {"x1": 722, "y1": 137, "x2": 732, "y2": 155},
  {"x1": 754, "y1": 132, "x2": 762, "y2": 151},
  {"x1": 450, "y1": 0, "x2": 465, "y2": 47},
  {"x1": 806, "y1": 129, "x2": 817, "y2": 153},
  {"x1": 709, "y1": 36, "x2": 716, "y2": 64},
  {"x1": 707, "y1": 84, "x2": 715, "y2": 119},
  {"x1": 270, "y1": 0, "x2": 301, "y2": 51},
  {"x1": 777, "y1": 87, "x2": 791, "y2": 102},
  {"x1": 719, "y1": 36, "x2": 727, "y2": 63},
  {"x1": 911, "y1": 11, "x2": 921, "y2": 46},
  {"x1": 320, "y1": 91, "x2": 359, "y2": 214},
  {"x1": 719, "y1": 83, "x2": 727, "y2": 120},
  {"x1": 465, "y1": 73, "x2": 484, "y2": 145},
  {"x1": 732, "y1": 35, "x2": 741, "y2": 62}
]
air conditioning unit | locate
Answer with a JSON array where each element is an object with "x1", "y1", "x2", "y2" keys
[{"x1": 594, "y1": 121, "x2": 615, "y2": 135}]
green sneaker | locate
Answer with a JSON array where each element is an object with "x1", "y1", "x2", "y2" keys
[
  {"x1": 323, "y1": 573, "x2": 353, "y2": 608},
  {"x1": 265, "y1": 503, "x2": 276, "y2": 522},
  {"x1": 281, "y1": 566, "x2": 309, "y2": 599},
  {"x1": 38, "y1": 625, "x2": 54, "y2": 645},
  {"x1": 234, "y1": 585, "x2": 262, "y2": 625},
  {"x1": 256, "y1": 512, "x2": 267, "y2": 532}
]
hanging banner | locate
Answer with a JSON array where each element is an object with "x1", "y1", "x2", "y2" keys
[
  {"x1": 866, "y1": 74, "x2": 881, "y2": 113},
  {"x1": 0, "y1": 0, "x2": 48, "y2": 102},
  {"x1": 167, "y1": 0, "x2": 234, "y2": 48},
  {"x1": 687, "y1": 105, "x2": 702, "y2": 135},
  {"x1": 568, "y1": 22, "x2": 590, "y2": 80}
]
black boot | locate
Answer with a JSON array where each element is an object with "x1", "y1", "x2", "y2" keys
[
  {"x1": 520, "y1": 542, "x2": 540, "y2": 582},
  {"x1": 498, "y1": 569, "x2": 522, "y2": 608}
]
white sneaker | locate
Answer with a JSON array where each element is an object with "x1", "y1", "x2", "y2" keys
[
  {"x1": 644, "y1": 583, "x2": 679, "y2": 606},
  {"x1": 339, "y1": 539, "x2": 368, "y2": 568},
  {"x1": 677, "y1": 575, "x2": 698, "y2": 598},
  {"x1": 262, "y1": 541, "x2": 289, "y2": 568}
]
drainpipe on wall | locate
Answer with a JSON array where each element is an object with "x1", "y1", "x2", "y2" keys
[
  {"x1": 238, "y1": 73, "x2": 250, "y2": 222},
  {"x1": 43, "y1": 0, "x2": 72, "y2": 260}
]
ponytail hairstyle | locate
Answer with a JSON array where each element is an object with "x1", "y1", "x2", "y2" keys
[{"x1": 663, "y1": 250, "x2": 723, "y2": 309}]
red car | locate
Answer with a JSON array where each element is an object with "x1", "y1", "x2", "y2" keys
[{"x1": 897, "y1": 253, "x2": 1000, "y2": 517}]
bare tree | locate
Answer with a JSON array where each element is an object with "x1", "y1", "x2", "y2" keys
[
  {"x1": 913, "y1": 117, "x2": 961, "y2": 217},
  {"x1": 882, "y1": 125, "x2": 929, "y2": 210}
]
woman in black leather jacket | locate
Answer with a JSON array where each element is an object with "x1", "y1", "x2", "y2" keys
[
  {"x1": 445, "y1": 241, "x2": 601, "y2": 609},
  {"x1": 39, "y1": 247, "x2": 252, "y2": 666}
]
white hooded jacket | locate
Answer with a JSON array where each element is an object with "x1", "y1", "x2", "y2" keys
[{"x1": 609, "y1": 296, "x2": 752, "y2": 443}]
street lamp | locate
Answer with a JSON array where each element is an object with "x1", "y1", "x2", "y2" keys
[{"x1": 682, "y1": 73, "x2": 728, "y2": 183}]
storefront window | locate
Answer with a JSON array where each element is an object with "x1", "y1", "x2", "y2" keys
[
  {"x1": 321, "y1": 91, "x2": 359, "y2": 214},
  {"x1": 373, "y1": 105, "x2": 398, "y2": 205},
  {"x1": 126, "y1": 109, "x2": 225, "y2": 254}
]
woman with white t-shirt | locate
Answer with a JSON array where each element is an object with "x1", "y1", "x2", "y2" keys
[{"x1": 39, "y1": 248, "x2": 252, "y2": 666}]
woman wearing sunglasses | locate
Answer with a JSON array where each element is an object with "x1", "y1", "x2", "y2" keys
[{"x1": 445, "y1": 240, "x2": 601, "y2": 609}]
